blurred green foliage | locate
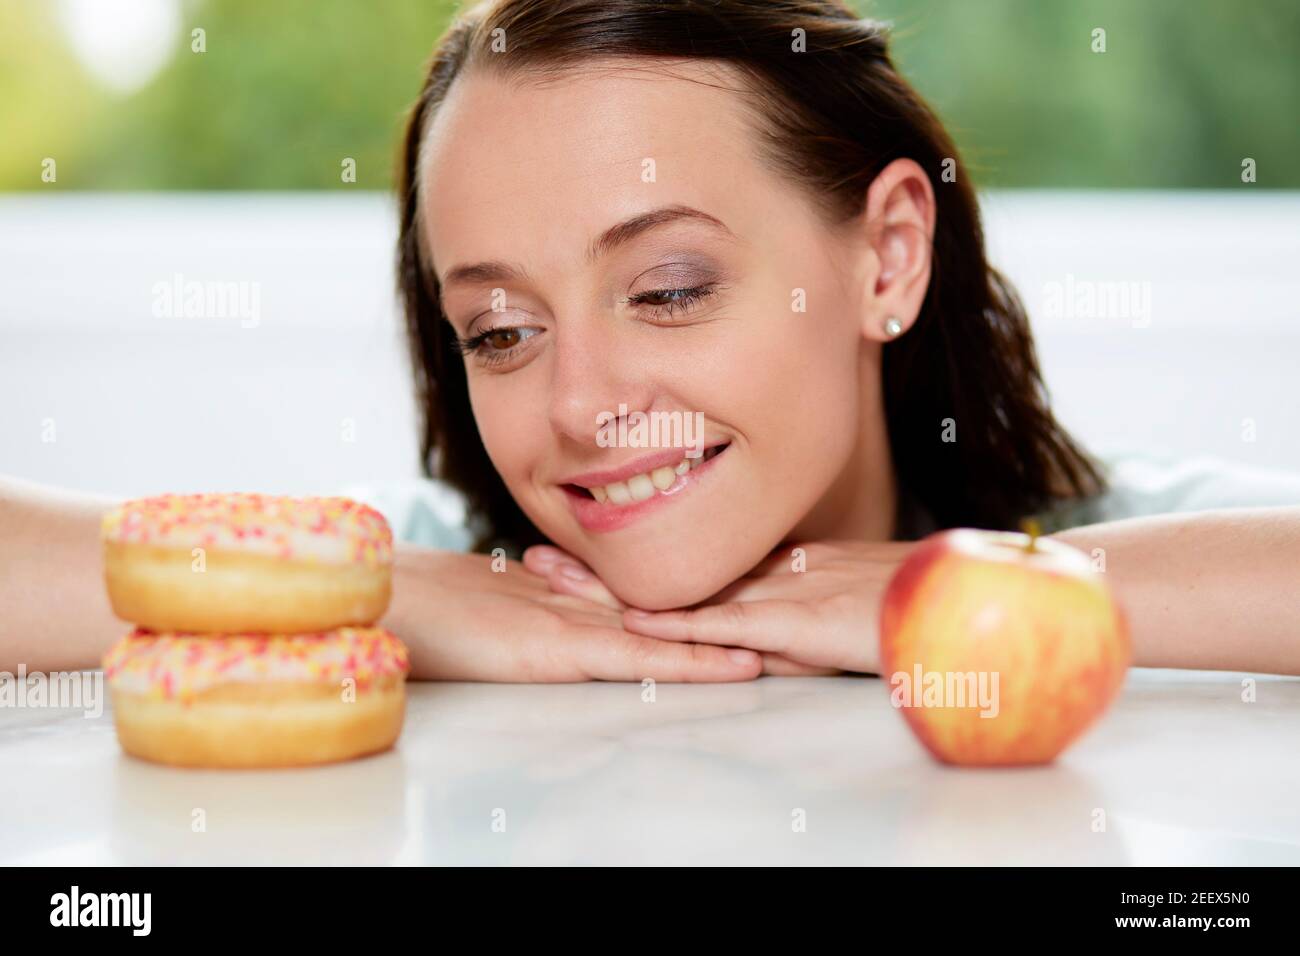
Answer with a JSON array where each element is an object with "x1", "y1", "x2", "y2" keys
[
  {"x1": 1, "y1": 0, "x2": 1296, "y2": 190},
  {"x1": 0, "y1": 0, "x2": 457, "y2": 189},
  {"x1": 873, "y1": 0, "x2": 1300, "y2": 188}
]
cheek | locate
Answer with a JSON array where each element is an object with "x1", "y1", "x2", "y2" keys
[
  {"x1": 712, "y1": 281, "x2": 864, "y2": 463},
  {"x1": 466, "y1": 378, "x2": 549, "y2": 489}
]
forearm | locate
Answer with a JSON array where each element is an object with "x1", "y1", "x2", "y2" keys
[
  {"x1": 0, "y1": 476, "x2": 121, "y2": 672},
  {"x1": 1052, "y1": 508, "x2": 1300, "y2": 675}
]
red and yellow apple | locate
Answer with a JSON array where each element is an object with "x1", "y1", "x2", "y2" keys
[{"x1": 879, "y1": 527, "x2": 1130, "y2": 766}]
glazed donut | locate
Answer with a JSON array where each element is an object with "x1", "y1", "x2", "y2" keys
[
  {"x1": 102, "y1": 493, "x2": 393, "y2": 633},
  {"x1": 103, "y1": 627, "x2": 409, "y2": 768}
]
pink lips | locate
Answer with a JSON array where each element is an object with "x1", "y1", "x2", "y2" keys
[{"x1": 560, "y1": 443, "x2": 729, "y2": 532}]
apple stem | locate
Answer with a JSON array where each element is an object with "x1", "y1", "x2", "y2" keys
[{"x1": 1021, "y1": 517, "x2": 1042, "y2": 553}]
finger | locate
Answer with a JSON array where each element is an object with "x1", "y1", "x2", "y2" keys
[
  {"x1": 545, "y1": 562, "x2": 626, "y2": 611},
  {"x1": 708, "y1": 573, "x2": 779, "y2": 603},
  {"x1": 743, "y1": 545, "x2": 806, "y2": 579},
  {"x1": 622, "y1": 600, "x2": 807, "y2": 656},
  {"x1": 522, "y1": 544, "x2": 579, "y2": 577},
  {"x1": 760, "y1": 653, "x2": 843, "y2": 677},
  {"x1": 576, "y1": 629, "x2": 762, "y2": 683},
  {"x1": 710, "y1": 552, "x2": 819, "y2": 602}
]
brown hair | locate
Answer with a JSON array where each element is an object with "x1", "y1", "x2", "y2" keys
[{"x1": 397, "y1": 0, "x2": 1104, "y2": 551}]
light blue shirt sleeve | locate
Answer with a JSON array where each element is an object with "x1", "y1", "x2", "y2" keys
[
  {"x1": 1040, "y1": 453, "x2": 1300, "y2": 531},
  {"x1": 342, "y1": 477, "x2": 475, "y2": 552}
]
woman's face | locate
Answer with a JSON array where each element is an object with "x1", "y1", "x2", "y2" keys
[{"x1": 419, "y1": 60, "x2": 899, "y2": 608}]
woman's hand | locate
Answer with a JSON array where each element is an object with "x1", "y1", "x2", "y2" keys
[
  {"x1": 524, "y1": 541, "x2": 914, "y2": 676},
  {"x1": 385, "y1": 544, "x2": 763, "y2": 682}
]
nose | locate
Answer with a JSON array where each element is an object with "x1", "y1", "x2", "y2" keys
[{"x1": 546, "y1": 315, "x2": 655, "y2": 450}]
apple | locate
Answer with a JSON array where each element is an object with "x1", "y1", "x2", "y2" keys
[{"x1": 879, "y1": 526, "x2": 1130, "y2": 766}]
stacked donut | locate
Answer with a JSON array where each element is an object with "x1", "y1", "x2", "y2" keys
[{"x1": 100, "y1": 493, "x2": 409, "y2": 768}]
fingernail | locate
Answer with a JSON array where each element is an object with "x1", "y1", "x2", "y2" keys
[
  {"x1": 557, "y1": 563, "x2": 589, "y2": 581},
  {"x1": 728, "y1": 648, "x2": 757, "y2": 665}
]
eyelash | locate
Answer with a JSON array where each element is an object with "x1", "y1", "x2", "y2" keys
[
  {"x1": 626, "y1": 284, "x2": 716, "y2": 319},
  {"x1": 455, "y1": 285, "x2": 717, "y2": 367},
  {"x1": 452, "y1": 327, "x2": 530, "y2": 366}
]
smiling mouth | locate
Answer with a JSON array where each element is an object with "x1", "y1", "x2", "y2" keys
[{"x1": 563, "y1": 443, "x2": 730, "y2": 507}]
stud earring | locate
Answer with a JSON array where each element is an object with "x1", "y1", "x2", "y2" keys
[{"x1": 883, "y1": 316, "x2": 903, "y2": 338}]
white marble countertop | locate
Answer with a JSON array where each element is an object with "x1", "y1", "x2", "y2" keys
[{"x1": 2, "y1": 670, "x2": 1297, "y2": 865}]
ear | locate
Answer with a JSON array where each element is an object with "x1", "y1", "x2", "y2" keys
[{"x1": 858, "y1": 158, "x2": 936, "y2": 342}]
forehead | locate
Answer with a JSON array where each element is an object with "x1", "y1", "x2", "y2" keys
[{"x1": 417, "y1": 60, "x2": 777, "y2": 278}]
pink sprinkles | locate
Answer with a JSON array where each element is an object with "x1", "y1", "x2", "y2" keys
[
  {"x1": 103, "y1": 628, "x2": 410, "y2": 701},
  {"x1": 101, "y1": 493, "x2": 393, "y2": 567}
]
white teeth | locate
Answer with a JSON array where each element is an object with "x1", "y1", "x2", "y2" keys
[
  {"x1": 627, "y1": 474, "x2": 655, "y2": 502},
  {"x1": 584, "y1": 446, "x2": 727, "y2": 508}
]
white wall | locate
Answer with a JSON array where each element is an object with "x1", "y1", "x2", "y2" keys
[{"x1": 1, "y1": 191, "x2": 1297, "y2": 498}]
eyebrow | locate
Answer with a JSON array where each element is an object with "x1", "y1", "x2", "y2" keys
[
  {"x1": 438, "y1": 204, "x2": 734, "y2": 291},
  {"x1": 587, "y1": 204, "x2": 734, "y2": 261}
]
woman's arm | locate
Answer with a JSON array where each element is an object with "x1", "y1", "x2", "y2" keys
[
  {"x1": 0, "y1": 476, "x2": 761, "y2": 682},
  {"x1": 0, "y1": 476, "x2": 121, "y2": 672},
  {"x1": 1052, "y1": 508, "x2": 1300, "y2": 674},
  {"x1": 593, "y1": 509, "x2": 1300, "y2": 677}
]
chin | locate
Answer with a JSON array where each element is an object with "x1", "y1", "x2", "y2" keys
[
  {"x1": 591, "y1": 542, "x2": 766, "y2": 611},
  {"x1": 602, "y1": 568, "x2": 727, "y2": 611}
]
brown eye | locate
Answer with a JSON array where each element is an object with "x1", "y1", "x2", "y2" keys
[
  {"x1": 486, "y1": 328, "x2": 521, "y2": 350},
  {"x1": 456, "y1": 324, "x2": 541, "y2": 369}
]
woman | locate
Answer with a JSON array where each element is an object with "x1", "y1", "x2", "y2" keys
[{"x1": 4, "y1": 0, "x2": 1299, "y2": 679}]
